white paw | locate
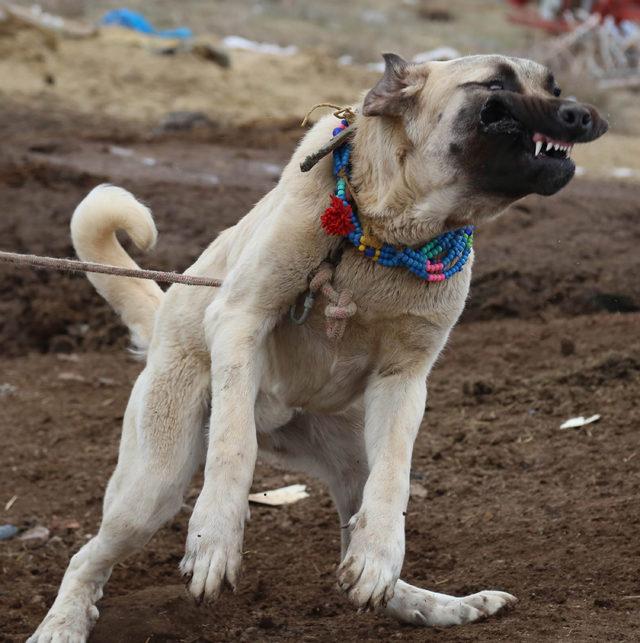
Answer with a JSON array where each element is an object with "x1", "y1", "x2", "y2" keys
[
  {"x1": 27, "y1": 604, "x2": 98, "y2": 643},
  {"x1": 385, "y1": 580, "x2": 516, "y2": 627},
  {"x1": 337, "y1": 512, "x2": 404, "y2": 610},
  {"x1": 180, "y1": 506, "x2": 244, "y2": 604}
]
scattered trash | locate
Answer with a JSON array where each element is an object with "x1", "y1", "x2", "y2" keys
[
  {"x1": 611, "y1": 167, "x2": 636, "y2": 178},
  {"x1": 0, "y1": 524, "x2": 19, "y2": 541},
  {"x1": 2, "y1": 3, "x2": 96, "y2": 39},
  {"x1": 413, "y1": 47, "x2": 461, "y2": 63},
  {"x1": 4, "y1": 495, "x2": 18, "y2": 511},
  {"x1": 528, "y1": 11, "x2": 640, "y2": 89},
  {"x1": 101, "y1": 8, "x2": 192, "y2": 40},
  {"x1": 410, "y1": 482, "x2": 428, "y2": 498},
  {"x1": 108, "y1": 145, "x2": 134, "y2": 158},
  {"x1": 0, "y1": 383, "x2": 17, "y2": 397},
  {"x1": 108, "y1": 146, "x2": 160, "y2": 170},
  {"x1": 560, "y1": 414, "x2": 601, "y2": 429},
  {"x1": 222, "y1": 35, "x2": 297, "y2": 56},
  {"x1": 248, "y1": 484, "x2": 309, "y2": 506},
  {"x1": 57, "y1": 372, "x2": 86, "y2": 382},
  {"x1": 18, "y1": 526, "x2": 50, "y2": 546}
]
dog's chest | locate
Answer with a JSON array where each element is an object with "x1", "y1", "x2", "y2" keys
[{"x1": 262, "y1": 251, "x2": 471, "y2": 414}]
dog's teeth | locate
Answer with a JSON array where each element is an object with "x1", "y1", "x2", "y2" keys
[
  {"x1": 554, "y1": 143, "x2": 561, "y2": 151},
  {"x1": 535, "y1": 141, "x2": 543, "y2": 156},
  {"x1": 546, "y1": 142, "x2": 554, "y2": 152}
]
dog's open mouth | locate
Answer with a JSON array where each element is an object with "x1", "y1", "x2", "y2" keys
[{"x1": 531, "y1": 133, "x2": 573, "y2": 160}]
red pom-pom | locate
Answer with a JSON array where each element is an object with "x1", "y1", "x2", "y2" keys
[{"x1": 321, "y1": 195, "x2": 354, "y2": 236}]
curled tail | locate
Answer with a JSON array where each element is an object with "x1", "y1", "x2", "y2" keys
[{"x1": 71, "y1": 184, "x2": 164, "y2": 350}]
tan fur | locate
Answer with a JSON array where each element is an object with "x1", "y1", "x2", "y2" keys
[
  {"x1": 71, "y1": 185, "x2": 164, "y2": 349},
  {"x1": 31, "y1": 55, "x2": 589, "y2": 641}
]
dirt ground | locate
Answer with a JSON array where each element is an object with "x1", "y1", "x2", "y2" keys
[{"x1": 0, "y1": 98, "x2": 639, "y2": 643}]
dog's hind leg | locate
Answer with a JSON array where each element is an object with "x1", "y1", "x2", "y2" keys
[
  {"x1": 262, "y1": 411, "x2": 516, "y2": 628},
  {"x1": 28, "y1": 353, "x2": 209, "y2": 643}
]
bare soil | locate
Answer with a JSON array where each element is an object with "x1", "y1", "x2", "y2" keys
[{"x1": 1, "y1": 106, "x2": 639, "y2": 642}]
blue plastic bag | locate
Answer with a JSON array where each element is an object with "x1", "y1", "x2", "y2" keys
[{"x1": 101, "y1": 8, "x2": 192, "y2": 40}]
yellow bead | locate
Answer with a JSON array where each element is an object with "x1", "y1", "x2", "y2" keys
[{"x1": 358, "y1": 245, "x2": 365, "y2": 252}]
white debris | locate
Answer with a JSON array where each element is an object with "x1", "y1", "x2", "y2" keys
[
  {"x1": 222, "y1": 36, "x2": 297, "y2": 57},
  {"x1": 108, "y1": 145, "x2": 134, "y2": 158},
  {"x1": 19, "y1": 526, "x2": 50, "y2": 546},
  {"x1": 575, "y1": 166, "x2": 587, "y2": 176},
  {"x1": 560, "y1": 414, "x2": 601, "y2": 429},
  {"x1": 0, "y1": 383, "x2": 17, "y2": 397},
  {"x1": 338, "y1": 55, "x2": 353, "y2": 66},
  {"x1": 611, "y1": 167, "x2": 635, "y2": 178},
  {"x1": 57, "y1": 372, "x2": 86, "y2": 382},
  {"x1": 248, "y1": 484, "x2": 309, "y2": 506},
  {"x1": 413, "y1": 47, "x2": 461, "y2": 63},
  {"x1": 366, "y1": 61, "x2": 385, "y2": 73}
]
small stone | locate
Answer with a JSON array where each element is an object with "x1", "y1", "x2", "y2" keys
[
  {"x1": 0, "y1": 524, "x2": 19, "y2": 541},
  {"x1": 560, "y1": 338, "x2": 575, "y2": 356}
]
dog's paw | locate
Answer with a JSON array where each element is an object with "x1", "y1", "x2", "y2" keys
[
  {"x1": 336, "y1": 512, "x2": 404, "y2": 610},
  {"x1": 180, "y1": 507, "x2": 244, "y2": 604},
  {"x1": 384, "y1": 580, "x2": 517, "y2": 627},
  {"x1": 27, "y1": 603, "x2": 99, "y2": 643}
]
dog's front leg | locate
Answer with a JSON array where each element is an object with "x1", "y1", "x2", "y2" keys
[
  {"x1": 337, "y1": 369, "x2": 427, "y2": 610},
  {"x1": 181, "y1": 297, "x2": 273, "y2": 603}
]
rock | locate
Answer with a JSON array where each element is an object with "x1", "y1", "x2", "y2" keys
[
  {"x1": 0, "y1": 524, "x2": 19, "y2": 541},
  {"x1": 157, "y1": 111, "x2": 213, "y2": 133},
  {"x1": 560, "y1": 338, "x2": 576, "y2": 356}
]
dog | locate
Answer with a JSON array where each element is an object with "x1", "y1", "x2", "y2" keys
[{"x1": 29, "y1": 53, "x2": 607, "y2": 641}]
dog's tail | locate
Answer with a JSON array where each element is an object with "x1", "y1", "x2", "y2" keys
[{"x1": 71, "y1": 184, "x2": 164, "y2": 350}]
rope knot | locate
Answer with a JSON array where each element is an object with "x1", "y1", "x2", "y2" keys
[{"x1": 309, "y1": 262, "x2": 357, "y2": 340}]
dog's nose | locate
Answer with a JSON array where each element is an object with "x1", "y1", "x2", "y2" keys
[{"x1": 558, "y1": 103, "x2": 592, "y2": 136}]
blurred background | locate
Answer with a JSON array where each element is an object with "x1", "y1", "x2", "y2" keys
[{"x1": 1, "y1": 2, "x2": 639, "y2": 642}]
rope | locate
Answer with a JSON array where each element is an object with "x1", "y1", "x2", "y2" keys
[
  {"x1": 301, "y1": 103, "x2": 357, "y2": 127},
  {"x1": 309, "y1": 262, "x2": 357, "y2": 341},
  {"x1": 0, "y1": 251, "x2": 222, "y2": 287},
  {"x1": 0, "y1": 251, "x2": 356, "y2": 338}
]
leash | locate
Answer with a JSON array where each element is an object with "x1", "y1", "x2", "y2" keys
[{"x1": 0, "y1": 251, "x2": 222, "y2": 287}]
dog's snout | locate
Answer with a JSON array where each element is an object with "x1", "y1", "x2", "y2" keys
[{"x1": 558, "y1": 103, "x2": 592, "y2": 135}]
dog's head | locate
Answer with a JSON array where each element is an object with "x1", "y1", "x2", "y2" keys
[{"x1": 357, "y1": 53, "x2": 607, "y2": 236}]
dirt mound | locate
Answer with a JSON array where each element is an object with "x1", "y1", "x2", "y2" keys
[{"x1": 0, "y1": 22, "x2": 376, "y2": 126}]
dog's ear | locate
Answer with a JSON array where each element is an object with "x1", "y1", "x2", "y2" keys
[{"x1": 363, "y1": 53, "x2": 423, "y2": 118}]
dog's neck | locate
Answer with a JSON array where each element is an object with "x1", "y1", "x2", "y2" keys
[{"x1": 349, "y1": 112, "x2": 489, "y2": 247}]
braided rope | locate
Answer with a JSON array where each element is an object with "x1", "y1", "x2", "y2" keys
[{"x1": 0, "y1": 251, "x2": 222, "y2": 287}]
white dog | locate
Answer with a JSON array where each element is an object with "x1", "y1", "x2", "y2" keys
[{"x1": 29, "y1": 53, "x2": 607, "y2": 641}]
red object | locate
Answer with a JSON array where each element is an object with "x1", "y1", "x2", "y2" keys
[
  {"x1": 507, "y1": 0, "x2": 640, "y2": 33},
  {"x1": 321, "y1": 195, "x2": 354, "y2": 236}
]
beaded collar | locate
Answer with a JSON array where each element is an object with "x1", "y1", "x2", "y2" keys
[{"x1": 320, "y1": 119, "x2": 474, "y2": 283}]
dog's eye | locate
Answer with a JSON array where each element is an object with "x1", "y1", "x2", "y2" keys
[
  {"x1": 553, "y1": 87, "x2": 562, "y2": 97},
  {"x1": 487, "y1": 81, "x2": 504, "y2": 91}
]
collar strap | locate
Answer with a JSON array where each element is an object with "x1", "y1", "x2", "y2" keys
[{"x1": 320, "y1": 119, "x2": 474, "y2": 283}]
